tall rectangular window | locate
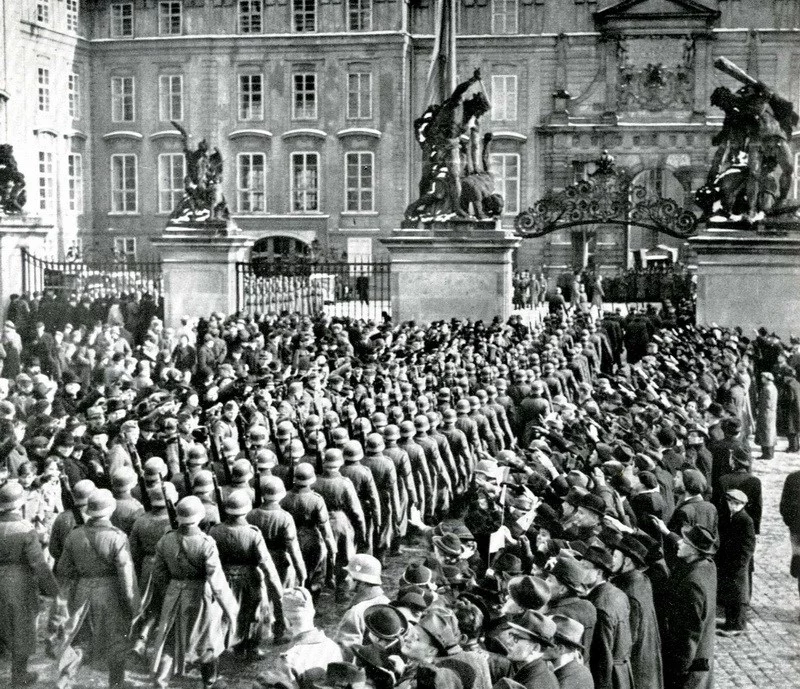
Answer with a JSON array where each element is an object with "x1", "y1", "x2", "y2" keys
[
  {"x1": 158, "y1": 1, "x2": 182, "y2": 35},
  {"x1": 36, "y1": 0, "x2": 50, "y2": 24},
  {"x1": 492, "y1": 0, "x2": 518, "y2": 35},
  {"x1": 114, "y1": 237, "x2": 137, "y2": 260},
  {"x1": 238, "y1": 74, "x2": 263, "y2": 121},
  {"x1": 491, "y1": 75, "x2": 517, "y2": 121},
  {"x1": 348, "y1": 0, "x2": 372, "y2": 31},
  {"x1": 158, "y1": 153, "x2": 185, "y2": 214},
  {"x1": 159, "y1": 75, "x2": 183, "y2": 121},
  {"x1": 111, "y1": 3, "x2": 134, "y2": 37},
  {"x1": 38, "y1": 68, "x2": 50, "y2": 112},
  {"x1": 111, "y1": 76, "x2": 135, "y2": 123},
  {"x1": 347, "y1": 73, "x2": 372, "y2": 120},
  {"x1": 66, "y1": 0, "x2": 79, "y2": 32},
  {"x1": 490, "y1": 152, "x2": 520, "y2": 215},
  {"x1": 68, "y1": 154, "x2": 84, "y2": 214},
  {"x1": 68, "y1": 73, "x2": 81, "y2": 120},
  {"x1": 345, "y1": 151, "x2": 374, "y2": 212},
  {"x1": 237, "y1": 153, "x2": 266, "y2": 213},
  {"x1": 293, "y1": 0, "x2": 316, "y2": 32},
  {"x1": 38, "y1": 151, "x2": 54, "y2": 212},
  {"x1": 291, "y1": 152, "x2": 319, "y2": 212},
  {"x1": 110, "y1": 154, "x2": 138, "y2": 213},
  {"x1": 293, "y1": 73, "x2": 317, "y2": 120},
  {"x1": 239, "y1": 0, "x2": 262, "y2": 33}
]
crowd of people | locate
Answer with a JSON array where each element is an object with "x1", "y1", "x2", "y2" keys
[{"x1": 0, "y1": 290, "x2": 797, "y2": 689}]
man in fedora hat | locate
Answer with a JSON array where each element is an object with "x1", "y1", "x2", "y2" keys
[
  {"x1": 335, "y1": 553, "x2": 389, "y2": 650},
  {"x1": 610, "y1": 534, "x2": 663, "y2": 689},
  {"x1": 664, "y1": 525, "x2": 718, "y2": 689},
  {"x1": 56, "y1": 488, "x2": 140, "y2": 689},
  {"x1": 0, "y1": 481, "x2": 59, "y2": 686},
  {"x1": 363, "y1": 603, "x2": 408, "y2": 653},
  {"x1": 717, "y1": 489, "x2": 756, "y2": 636},
  {"x1": 545, "y1": 556, "x2": 596, "y2": 662},
  {"x1": 582, "y1": 543, "x2": 634, "y2": 689},
  {"x1": 497, "y1": 610, "x2": 558, "y2": 689},
  {"x1": 313, "y1": 662, "x2": 367, "y2": 689},
  {"x1": 543, "y1": 615, "x2": 593, "y2": 689}
]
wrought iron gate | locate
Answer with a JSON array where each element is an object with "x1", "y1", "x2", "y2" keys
[{"x1": 236, "y1": 257, "x2": 392, "y2": 320}]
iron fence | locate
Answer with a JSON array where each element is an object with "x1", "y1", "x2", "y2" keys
[
  {"x1": 21, "y1": 248, "x2": 163, "y2": 300},
  {"x1": 236, "y1": 258, "x2": 392, "y2": 320}
]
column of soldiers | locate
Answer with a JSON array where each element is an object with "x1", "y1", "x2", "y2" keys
[{"x1": 0, "y1": 302, "x2": 771, "y2": 689}]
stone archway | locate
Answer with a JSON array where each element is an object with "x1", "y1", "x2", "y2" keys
[{"x1": 250, "y1": 235, "x2": 312, "y2": 264}]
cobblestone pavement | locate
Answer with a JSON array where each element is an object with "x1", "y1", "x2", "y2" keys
[{"x1": 13, "y1": 442, "x2": 800, "y2": 688}]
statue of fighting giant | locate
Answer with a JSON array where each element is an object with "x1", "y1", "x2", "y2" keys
[
  {"x1": 169, "y1": 121, "x2": 230, "y2": 224},
  {"x1": 0, "y1": 144, "x2": 27, "y2": 215},
  {"x1": 696, "y1": 57, "x2": 798, "y2": 222},
  {"x1": 404, "y1": 69, "x2": 504, "y2": 225}
]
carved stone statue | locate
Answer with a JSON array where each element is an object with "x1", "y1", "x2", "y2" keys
[
  {"x1": 169, "y1": 121, "x2": 230, "y2": 224},
  {"x1": 695, "y1": 58, "x2": 797, "y2": 222},
  {"x1": 0, "y1": 144, "x2": 27, "y2": 214},
  {"x1": 404, "y1": 69, "x2": 503, "y2": 225}
]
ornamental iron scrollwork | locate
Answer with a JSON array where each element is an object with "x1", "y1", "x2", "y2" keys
[{"x1": 514, "y1": 151, "x2": 699, "y2": 240}]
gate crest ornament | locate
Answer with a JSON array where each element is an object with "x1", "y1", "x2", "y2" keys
[{"x1": 514, "y1": 151, "x2": 698, "y2": 239}]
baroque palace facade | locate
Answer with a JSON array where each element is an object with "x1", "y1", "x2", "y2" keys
[{"x1": 2, "y1": 0, "x2": 800, "y2": 272}]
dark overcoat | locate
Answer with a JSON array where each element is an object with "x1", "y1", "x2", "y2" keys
[
  {"x1": 587, "y1": 581, "x2": 634, "y2": 689},
  {"x1": 717, "y1": 509, "x2": 756, "y2": 606}
]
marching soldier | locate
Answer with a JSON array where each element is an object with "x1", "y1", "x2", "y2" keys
[
  {"x1": 313, "y1": 448, "x2": 366, "y2": 599},
  {"x1": 208, "y1": 490, "x2": 285, "y2": 655},
  {"x1": 398, "y1": 420, "x2": 434, "y2": 522},
  {"x1": 362, "y1": 433, "x2": 402, "y2": 561},
  {"x1": 0, "y1": 481, "x2": 59, "y2": 687},
  {"x1": 413, "y1": 414, "x2": 453, "y2": 517},
  {"x1": 56, "y1": 488, "x2": 140, "y2": 689},
  {"x1": 129, "y1": 482, "x2": 179, "y2": 659},
  {"x1": 454, "y1": 398, "x2": 483, "y2": 458},
  {"x1": 247, "y1": 475, "x2": 308, "y2": 597},
  {"x1": 109, "y1": 467, "x2": 144, "y2": 535},
  {"x1": 381, "y1": 423, "x2": 418, "y2": 547},
  {"x1": 280, "y1": 463, "x2": 337, "y2": 599},
  {"x1": 440, "y1": 408, "x2": 473, "y2": 490},
  {"x1": 148, "y1": 496, "x2": 238, "y2": 689},
  {"x1": 341, "y1": 440, "x2": 382, "y2": 555}
]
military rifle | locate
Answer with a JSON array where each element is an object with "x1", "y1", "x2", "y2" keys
[
  {"x1": 249, "y1": 446, "x2": 263, "y2": 508},
  {"x1": 162, "y1": 481, "x2": 179, "y2": 530},
  {"x1": 60, "y1": 473, "x2": 84, "y2": 526},
  {"x1": 211, "y1": 470, "x2": 227, "y2": 521}
]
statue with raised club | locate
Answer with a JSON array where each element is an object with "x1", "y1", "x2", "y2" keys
[
  {"x1": 696, "y1": 57, "x2": 797, "y2": 223},
  {"x1": 169, "y1": 121, "x2": 230, "y2": 225}
]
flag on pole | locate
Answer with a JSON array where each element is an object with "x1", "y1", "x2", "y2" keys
[{"x1": 425, "y1": 0, "x2": 457, "y2": 106}]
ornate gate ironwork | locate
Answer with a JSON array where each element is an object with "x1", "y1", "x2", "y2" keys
[{"x1": 514, "y1": 151, "x2": 699, "y2": 240}]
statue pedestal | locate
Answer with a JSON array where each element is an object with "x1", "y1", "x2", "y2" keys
[
  {"x1": 380, "y1": 227, "x2": 521, "y2": 324},
  {"x1": 0, "y1": 215, "x2": 52, "y2": 314},
  {"x1": 151, "y1": 227, "x2": 253, "y2": 328},
  {"x1": 689, "y1": 220, "x2": 800, "y2": 338}
]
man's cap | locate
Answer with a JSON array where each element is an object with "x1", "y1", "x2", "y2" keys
[
  {"x1": 418, "y1": 606, "x2": 462, "y2": 654},
  {"x1": 507, "y1": 575, "x2": 551, "y2": 611},
  {"x1": 294, "y1": 462, "x2": 316, "y2": 487},
  {"x1": 225, "y1": 489, "x2": 253, "y2": 516},
  {"x1": 493, "y1": 551, "x2": 523, "y2": 575},
  {"x1": 346, "y1": 553, "x2": 382, "y2": 585},
  {"x1": 506, "y1": 610, "x2": 557, "y2": 647},
  {"x1": 314, "y1": 662, "x2": 366, "y2": 689},
  {"x1": 681, "y1": 524, "x2": 719, "y2": 555},
  {"x1": 432, "y1": 533, "x2": 465, "y2": 558},
  {"x1": 0, "y1": 482, "x2": 25, "y2": 512},
  {"x1": 364, "y1": 603, "x2": 408, "y2": 640},
  {"x1": 342, "y1": 440, "x2": 364, "y2": 463},
  {"x1": 262, "y1": 475, "x2": 287, "y2": 501},
  {"x1": 614, "y1": 533, "x2": 649, "y2": 566},
  {"x1": 111, "y1": 467, "x2": 138, "y2": 490},
  {"x1": 725, "y1": 488, "x2": 748, "y2": 505},
  {"x1": 87, "y1": 489, "x2": 116, "y2": 519},
  {"x1": 551, "y1": 614, "x2": 585, "y2": 650},
  {"x1": 402, "y1": 563, "x2": 434, "y2": 587},
  {"x1": 584, "y1": 543, "x2": 614, "y2": 573},
  {"x1": 578, "y1": 492, "x2": 607, "y2": 516},
  {"x1": 176, "y1": 495, "x2": 205, "y2": 525}
]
